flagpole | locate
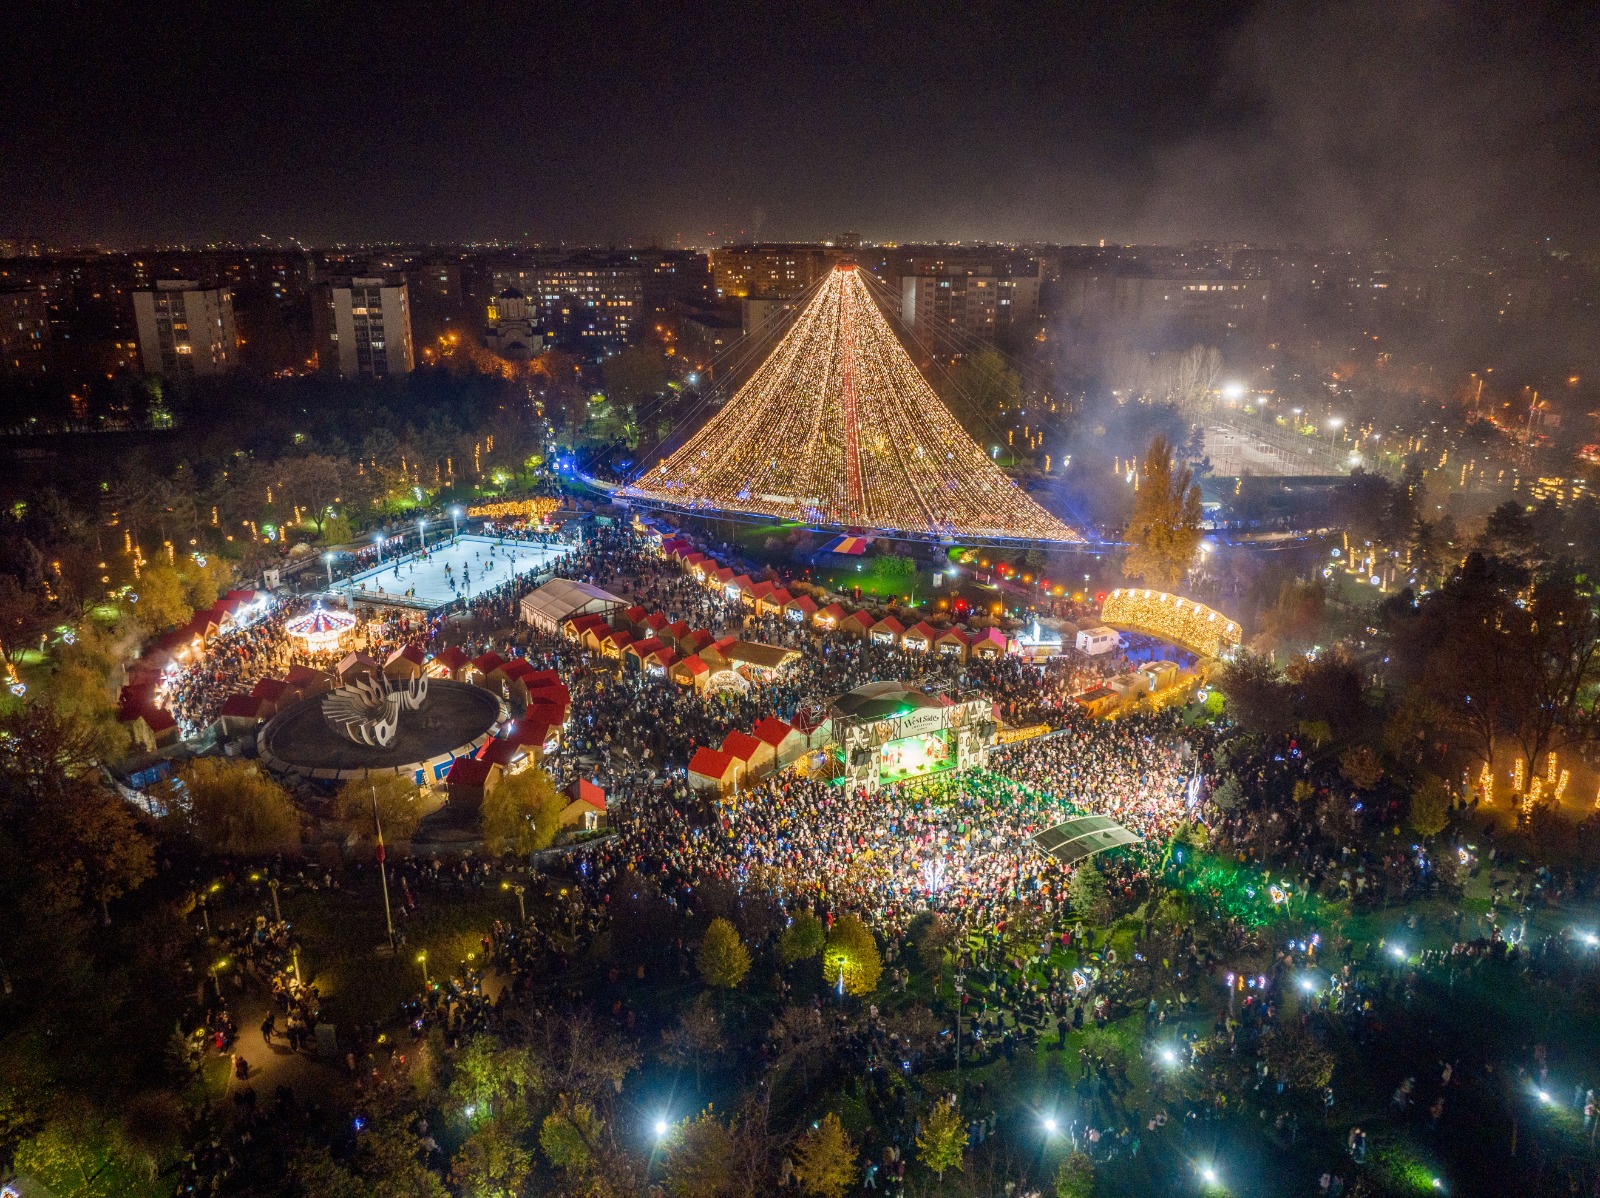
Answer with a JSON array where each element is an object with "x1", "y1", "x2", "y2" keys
[{"x1": 373, "y1": 785, "x2": 396, "y2": 948}]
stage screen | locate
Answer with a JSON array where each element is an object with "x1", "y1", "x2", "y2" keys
[{"x1": 878, "y1": 729, "x2": 953, "y2": 783}]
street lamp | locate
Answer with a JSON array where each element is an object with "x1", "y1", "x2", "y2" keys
[
  {"x1": 450, "y1": 506, "x2": 463, "y2": 538},
  {"x1": 374, "y1": 532, "x2": 385, "y2": 565},
  {"x1": 417, "y1": 950, "x2": 430, "y2": 988},
  {"x1": 323, "y1": 552, "x2": 335, "y2": 587},
  {"x1": 503, "y1": 880, "x2": 527, "y2": 922},
  {"x1": 267, "y1": 878, "x2": 281, "y2": 922},
  {"x1": 953, "y1": 968, "x2": 966, "y2": 1076},
  {"x1": 417, "y1": 518, "x2": 426, "y2": 551},
  {"x1": 1327, "y1": 416, "x2": 1344, "y2": 446}
]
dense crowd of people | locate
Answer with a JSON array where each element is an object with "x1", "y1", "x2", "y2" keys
[
  {"x1": 130, "y1": 520, "x2": 1600, "y2": 1198},
  {"x1": 585, "y1": 713, "x2": 1200, "y2": 940}
]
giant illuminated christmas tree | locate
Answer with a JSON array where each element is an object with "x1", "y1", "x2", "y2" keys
[{"x1": 623, "y1": 265, "x2": 1081, "y2": 542}]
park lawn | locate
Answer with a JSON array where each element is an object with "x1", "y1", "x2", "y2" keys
[
  {"x1": 278, "y1": 881, "x2": 517, "y2": 1028},
  {"x1": 13, "y1": 1139, "x2": 170, "y2": 1198},
  {"x1": 812, "y1": 564, "x2": 937, "y2": 605}
]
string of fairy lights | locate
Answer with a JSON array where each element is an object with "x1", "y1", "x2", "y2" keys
[
  {"x1": 1101, "y1": 588, "x2": 1242, "y2": 659},
  {"x1": 624, "y1": 266, "x2": 1080, "y2": 542}
]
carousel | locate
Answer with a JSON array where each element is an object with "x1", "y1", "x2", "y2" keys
[{"x1": 284, "y1": 605, "x2": 358, "y2": 654}]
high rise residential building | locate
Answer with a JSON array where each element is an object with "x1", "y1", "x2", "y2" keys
[
  {"x1": 325, "y1": 275, "x2": 414, "y2": 378},
  {"x1": 407, "y1": 258, "x2": 467, "y2": 349},
  {"x1": 1056, "y1": 267, "x2": 1264, "y2": 333},
  {"x1": 635, "y1": 250, "x2": 712, "y2": 319},
  {"x1": 132, "y1": 280, "x2": 238, "y2": 378},
  {"x1": 532, "y1": 260, "x2": 643, "y2": 350},
  {"x1": 490, "y1": 257, "x2": 644, "y2": 352},
  {"x1": 900, "y1": 272, "x2": 1000, "y2": 344},
  {"x1": 0, "y1": 287, "x2": 50, "y2": 376},
  {"x1": 892, "y1": 249, "x2": 1042, "y2": 346},
  {"x1": 710, "y1": 244, "x2": 834, "y2": 299}
]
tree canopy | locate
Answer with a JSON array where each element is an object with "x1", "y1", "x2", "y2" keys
[
  {"x1": 1122, "y1": 435, "x2": 1202, "y2": 587},
  {"x1": 697, "y1": 917, "x2": 753, "y2": 989},
  {"x1": 481, "y1": 767, "x2": 567, "y2": 854}
]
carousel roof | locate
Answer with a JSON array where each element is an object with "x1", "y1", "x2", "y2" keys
[{"x1": 284, "y1": 607, "x2": 357, "y2": 638}]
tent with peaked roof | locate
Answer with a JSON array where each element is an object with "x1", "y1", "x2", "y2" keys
[
  {"x1": 720, "y1": 729, "x2": 772, "y2": 778},
  {"x1": 751, "y1": 715, "x2": 806, "y2": 767},
  {"x1": 784, "y1": 592, "x2": 818, "y2": 623},
  {"x1": 869, "y1": 615, "x2": 905, "y2": 645},
  {"x1": 519, "y1": 577, "x2": 627, "y2": 634}
]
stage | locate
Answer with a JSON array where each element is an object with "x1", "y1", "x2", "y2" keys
[
  {"x1": 829, "y1": 680, "x2": 998, "y2": 794},
  {"x1": 877, "y1": 729, "x2": 956, "y2": 784}
]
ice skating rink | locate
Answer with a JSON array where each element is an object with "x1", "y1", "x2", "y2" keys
[{"x1": 335, "y1": 534, "x2": 569, "y2": 608}]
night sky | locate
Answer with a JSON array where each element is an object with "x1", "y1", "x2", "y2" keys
[{"x1": 6, "y1": 1, "x2": 1599, "y2": 250}]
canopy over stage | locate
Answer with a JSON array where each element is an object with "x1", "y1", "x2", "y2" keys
[
  {"x1": 621, "y1": 265, "x2": 1082, "y2": 544},
  {"x1": 1031, "y1": 815, "x2": 1141, "y2": 866},
  {"x1": 830, "y1": 680, "x2": 997, "y2": 794}
]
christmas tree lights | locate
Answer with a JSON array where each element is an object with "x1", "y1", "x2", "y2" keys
[{"x1": 623, "y1": 265, "x2": 1080, "y2": 541}]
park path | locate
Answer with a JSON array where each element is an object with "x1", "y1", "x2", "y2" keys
[{"x1": 215, "y1": 979, "x2": 351, "y2": 1106}]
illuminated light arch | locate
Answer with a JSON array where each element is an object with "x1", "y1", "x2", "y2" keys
[
  {"x1": 1100, "y1": 588, "x2": 1241, "y2": 659},
  {"x1": 621, "y1": 266, "x2": 1081, "y2": 543}
]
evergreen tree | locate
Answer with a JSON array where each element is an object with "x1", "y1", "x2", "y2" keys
[
  {"x1": 697, "y1": 917, "x2": 752, "y2": 989},
  {"x1": 1122, "y1": 435, "x2": 1202, "y2": 588},
  {"x1": 1068, "y1": 861, "x2": 1112, "y2": 926},
  {"x1": 777, "y1": 910, "x2": 825, "y2": 963}
]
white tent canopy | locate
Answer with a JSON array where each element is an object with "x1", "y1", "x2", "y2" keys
[{"x1": 519, "y1": 577, "x2": 626, "y2": 633}]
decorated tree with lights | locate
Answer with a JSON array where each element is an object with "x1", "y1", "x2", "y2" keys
[{"x1": 624, "y1": 266, "x2": 1080, "y2": 542}]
